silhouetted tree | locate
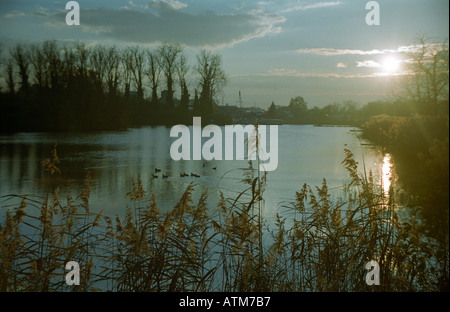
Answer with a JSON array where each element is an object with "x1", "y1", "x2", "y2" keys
[
  {"x1": 126, "y1": 46, "x2": 146, "y2": 99},
  {"x1": 193, "y1": 89, "x2": 200, "y2": 114},
  {"x1": 104, "y1": 46, "x2": 121, "y2": 96},
  {"x1": 5, "y1": 60, "x2": 15, "y2": 95},
  {"x1": 177, "y1": 53, "x2": 189, "y2": 110},
  {"x1": 74, "y1": 41, "x2": 89, "y2": 80},
  {"x1": 146, "y1": 50, "x2": 161, "y2": 106},
  {"x1": 29, "y1": 43, "x2": 46, "y2": 89},
  {"x1": 401, "y1": 35, "x2": 449, "y2": 115},
  {"x1": 288, "y1": 96, "x2": 308, "y2": 121},
  {"x1": 341, "y1": 100, "x2": 359, "y2": 114},
  {"x1": 9, "y1": 44, "x2": 30, "y2": 92},
  {"x1": 179, "y1": 80, "x2": 190, "y2": 112},
  {"x1": 267, "y1": 101, "x2": 277, "y2": 118},
  {"x1": 157, "y1": 42, "x2": 184, "y2": 109},
  {"x1": 194, "y1": 50, "x2": 227, "y2": 117},
  {"x1": 121, "y1": 48, "x2": 133, "y2": 98},
  {"x1": 62, "y1": 44, "x2": 76, "y2": 88},
  {"x1": 0, "y1": 40, "x2": 229, "y2": 131},
  {"x1": 90, "y1": 45, "x2": 108, "y2": 94},
  {"x1": 0, "y1": 45, "x2": 3, "y2": 93}
]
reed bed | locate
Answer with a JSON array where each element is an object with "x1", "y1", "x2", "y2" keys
[{"x1": 0, "y1": 147, "x2": 447, "y2": 292}]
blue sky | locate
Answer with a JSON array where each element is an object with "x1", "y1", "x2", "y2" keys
[{"x1": 0, "y1": 0, "x2": 448, "y2": 108}]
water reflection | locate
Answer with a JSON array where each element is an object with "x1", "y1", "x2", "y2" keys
[
  {"x1": 1, "y1": 126, "x2": 387, "y2": 222},
  {"x1": 381, "y1": 153, "x2": 393, "y2": 197}
]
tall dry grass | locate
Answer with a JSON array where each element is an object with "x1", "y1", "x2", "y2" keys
[{"x1": 0, "y1": 146, "x2": 447, "y2": 291}]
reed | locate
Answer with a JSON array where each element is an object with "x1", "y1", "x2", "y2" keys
[{"x1": 0, "y1": 147, "x2": 447, "y2": 291}]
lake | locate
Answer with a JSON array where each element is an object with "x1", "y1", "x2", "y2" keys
[{"x1": 0, "y1": 125, "x2": 391, "y2": 224}]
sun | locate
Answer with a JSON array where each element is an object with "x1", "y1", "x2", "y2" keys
[{"x1": 382, "y1": 57, "x2": 400, "y2": 73}]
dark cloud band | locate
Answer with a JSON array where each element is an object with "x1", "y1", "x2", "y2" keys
[{"x1": 48, "y1": 5, "x2": 285, "y2": 48}]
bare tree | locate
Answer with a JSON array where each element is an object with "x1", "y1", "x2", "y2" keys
[
  {"x1": 177, "y1": 53, "x2": 189, "y2": 111},
  {"x1": 90, "y1": 45, "x2": 108, "y2": 94},
  {"x1": 43, "y1": 40, "x2": 64, "y2": 89},
  {"x1": 157, "y1": 42, "x2": 184, "y2": 108},
  {"x1": 6, "y1": 60, "x2": 15, "y2": 95},
  {"x1": 29, "y1": 43, "x2": 46, "y2": 89},
  {"x1": 9, "y1": 44, "x2": 30, "y2": 92},
  {"x1": 402, "y1": 36, "x2": 449, "y2": 114},
  {"x1": 146, "y1": 50, "x2": 161, "y2": 105},
  {"x1": 128, "y1": 46, "x2": 145, "y2": 99},
  {"x1": 121, "y1": 48, "x2": 133, "y2": 97},
  {"x1": 104, "y1": 46, "x2": 121, "y2": 96},
  {"x1": 177, "y1": 53, "x2": 189, "y2": 90},
  {"x1": 74, "y1": 41, "x2": 89, "y2": 79},
  {"x1": 0, "y1": 44, "x2": 4, "y2": 93},
  {"x1": 62, "y1": 43, "x2": 77, "y2": 87},
  {"x1": 124, "y1": 46, "x2": 146, "y2": 99},
  {"x1": 194, "y1": 49, "x2": 227, "y2": 116}
]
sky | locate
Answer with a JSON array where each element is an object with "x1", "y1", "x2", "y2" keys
[{"x1": 0, "y1": 0, "x2": 448, "y2": 108}]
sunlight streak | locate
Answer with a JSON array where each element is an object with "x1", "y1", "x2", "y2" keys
[{"x1": 381, "y1": 153, "x2": 392, "y2": 196}]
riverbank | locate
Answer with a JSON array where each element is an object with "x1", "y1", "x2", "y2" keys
[{"x1": 361, "y1": 113, "x2": 449, "y2": 292}]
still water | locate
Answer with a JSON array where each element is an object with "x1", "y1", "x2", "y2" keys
[{"x1": 0, "y1": 125, "x2": 391, "y2": 223}]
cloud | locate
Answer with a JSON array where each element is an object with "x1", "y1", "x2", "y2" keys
[
  {"x1": 265, "y1": 68, "x2": 356, "y2": 78},
  {"x1": 296, "y1": 48, "x2": 387, "y2": 56},
  {"x1": 281, "y1": 1, "x2": 341, "y2": 13},
  {"x1": 263, "y1": 68, "x2": 403, "y2": 78},
  {"x1": 147, "y1": 0, "x2": 188, "y2": 11},
  {"x1": 2, "y1": 10, "x2": 25, "y2": 19},
  {"x1": 302, "y1": 1, "x2": 342, "y2": 10},
  {"x1": 295, "y1": 44, "x2": 447, "y2": 56},
  {"x1": 41, "y1": 4, "x2": 285, "y2": 48},
  {"x1": 336, "y1": 62, "x2": 347, "y2": 68},
  {"x1": 356, "y1": 60, "x2": 381, "y2": 68}
]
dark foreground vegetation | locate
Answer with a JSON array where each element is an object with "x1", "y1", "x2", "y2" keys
[
  {"x1": 0, "y1": 146, "x2": 448, "y2": 292},
  {"x1": 361, "y1": 114, "x2": 449, "y2": 290}
]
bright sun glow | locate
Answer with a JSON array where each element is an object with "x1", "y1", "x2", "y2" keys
[
  {"x1": 382, "y1": 153, "x2": 392, "y2": 196},
  {"x1": 382, "y1": 57, "x2": 400, "y2": 73}
]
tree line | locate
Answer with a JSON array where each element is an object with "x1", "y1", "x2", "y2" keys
[
  {"x1": 0, "y1": 41, "x2": 227, "y2": 132},
  {"x1": 266, "y1": 96, "x2": 449, "y2": 126}
]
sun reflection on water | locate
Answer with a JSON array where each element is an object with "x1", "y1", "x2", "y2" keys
[{"x1": 381, "y1": 153, "x2": 393, "y2": 196}]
